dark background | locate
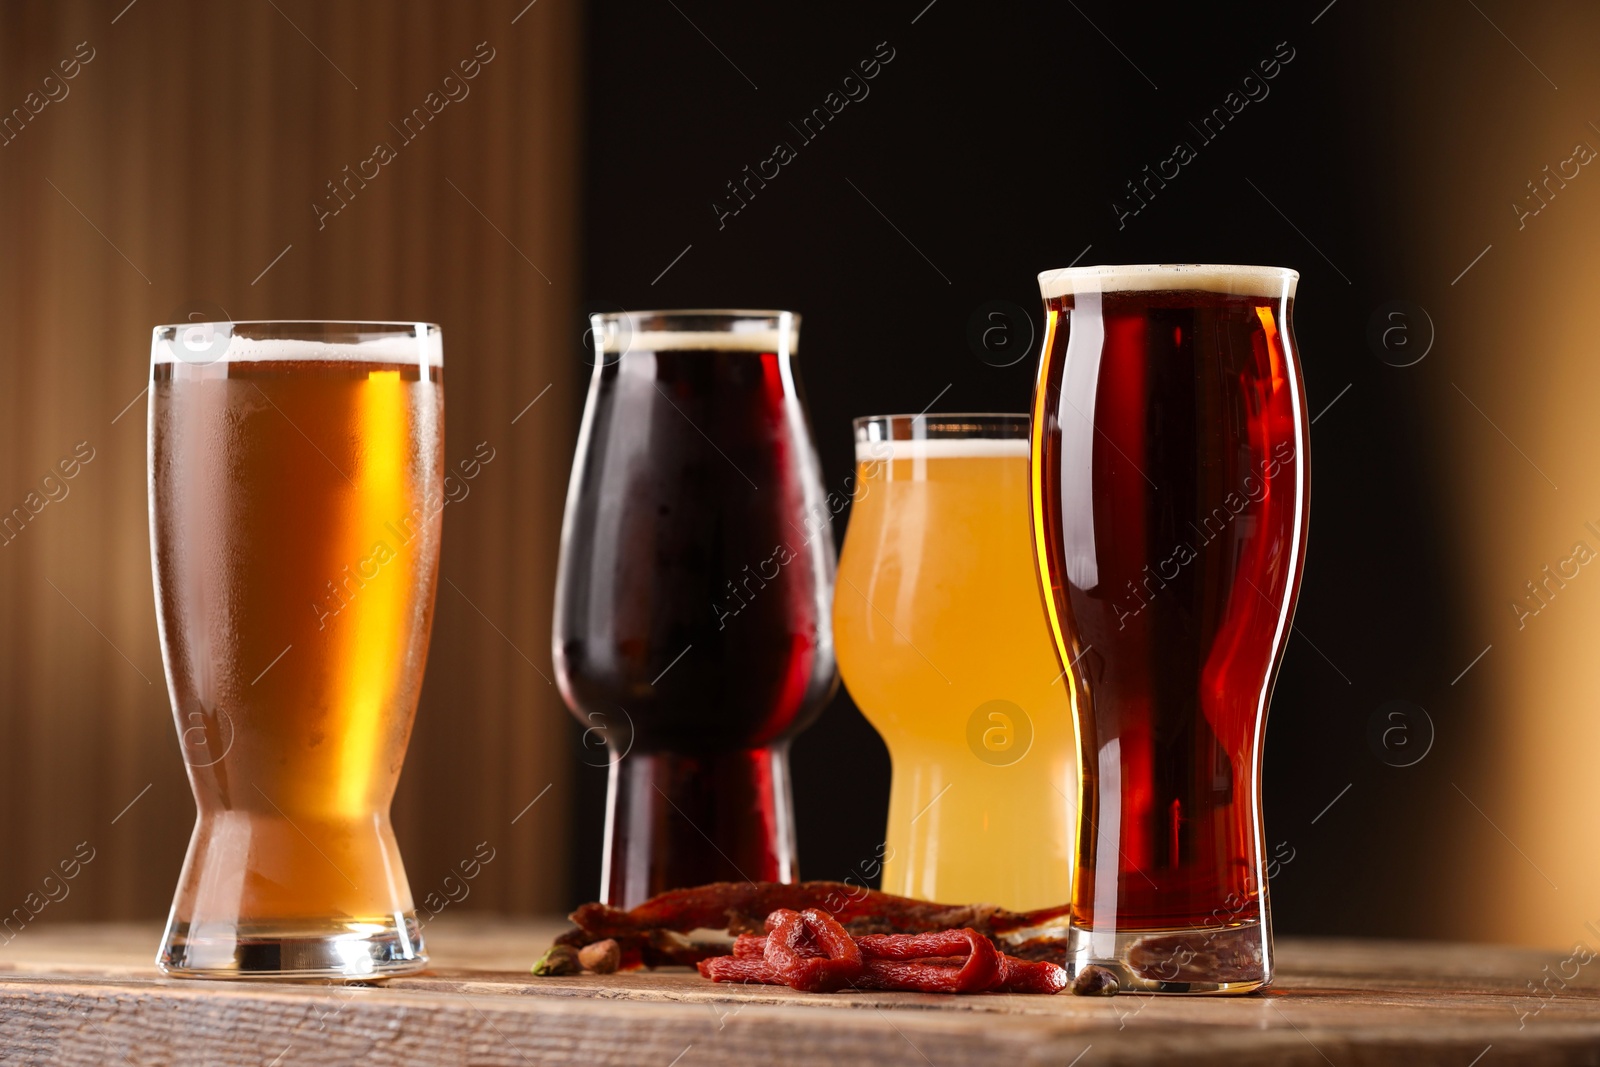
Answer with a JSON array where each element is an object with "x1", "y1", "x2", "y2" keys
[{"x1": 571, "y1": 0, "x2": 1471, "y2": 939}]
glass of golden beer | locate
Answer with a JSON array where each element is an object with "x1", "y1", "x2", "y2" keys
[
  {"x1": 149, "y1": 320, "x2": 443, "y2": 978},
  {"x1": 834, "y1": 414, "x2": 1075, "y2": 912}
]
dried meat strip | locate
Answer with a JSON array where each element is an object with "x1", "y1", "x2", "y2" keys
[
  {"x1": 696, "y1": 956, "x2": 782, "y2": 985},
  {"x1": 856, "y1": 929, "x2": 981, "y2": 959},
  {"x1": 801, "y1": 908, "x2": 863, "y2": 964},
  {"x1": 565, "y1": 881, "x2": 1062, "y2": 945},
  {"x1": 559, "y1": 881, "x2": 1076, "y2": 976},
  {"x1": 855, "y1": 958, "x2": 967, "y2": 994},
  {"x1": 993, "y1": 954, "x2": 1071, "y2": 994},
  {"x1": 856, "y1": 928, "x2": 1000, "y2": 993},
  {"x1": 761, "y1": 909, "x2": 865, "y2": 993},
  {"x1": 731, "y1": 933, "x2": 766, "y2": 959},
  {"x1": 695, "y1": 913, "x2": 1066, "y2": 996}
]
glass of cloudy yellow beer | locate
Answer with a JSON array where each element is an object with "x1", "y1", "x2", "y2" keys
[
  {"x1": 834, "y1": 414, "x2": 1075, "y2": 912},
  {"x1": 149, "y1": 321, "x2": 442, "y2": 978}
]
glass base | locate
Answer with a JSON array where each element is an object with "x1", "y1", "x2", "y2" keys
[
  {"x1": 1054, "y1": 921, "x2": 1270, "y2": 994},
  {"x1": 603, "y1": 746, "x2": 796, "y2": 908},
  {"x1": 158, "y1": 914, "x2": 427, "y2": 980}
]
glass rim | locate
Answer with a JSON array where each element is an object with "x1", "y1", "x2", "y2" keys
[
  {"x1": 591, "y1": 309, "x2": 799, "y2": 356},
  {"x1": 151, "y1": 319, "x2": 440, "y2": 335},
  {"x1": 1037, "y1": 263, "x2": 1298, "y2": 299},
  {"x1": 853, "y1": 413, "x2": 1028, "y2": 439},
  {"x1": 593, "y1": 309, "x2": 798, "y2": 322},
  {"x1": 150, "y1": 320, "x2": 442, "y2": 367}
]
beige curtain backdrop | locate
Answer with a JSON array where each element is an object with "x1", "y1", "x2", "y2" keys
[
  {"x1": 1392, "y1": 2, "x2": 1600, "y2": 948},
  {"x1": 0, "y1": 0, "x2": 579, "y2": 923}
]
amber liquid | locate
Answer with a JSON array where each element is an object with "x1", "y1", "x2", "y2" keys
[
  {"x1": 834, "y1": 439, "x2": 1076, "y2": 911},
  {"x1": 1031, "y1": 289, "x2": 1307, "y2": 935},
  {"x1": 150, "y1": 359, "x2": 442, "y2": 933}
]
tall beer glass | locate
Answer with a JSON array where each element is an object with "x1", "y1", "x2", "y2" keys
[
  {"x1": 1031, "y1": 265, "x2": 1308, "y2": 993},
  {"x1": 554, "y1": 310, "x2": 837, "y2": 909},
  {"x1": 835, "y1": 415, "x2": 1075, "y2": 912},
  {"x1": 149, "y1": 321, "x2": 442, "y2": 978}
]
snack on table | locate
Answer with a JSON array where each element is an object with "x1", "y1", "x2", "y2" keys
[
  {"x1": 555, "y1": 880, "x2": 1074, "y2": 970},
  {"x1": 531, "y1": 944, "x2": 581, "y2": 976},
  {"x1": 762, "y1": 909, "x2": 865, "y2": 993},
  {"x1": 578, "y1": 938, "x2": 621, "y2": 975},
  {"x1": 695, "y1": 907, "x2": 1068, "y2": 995}
]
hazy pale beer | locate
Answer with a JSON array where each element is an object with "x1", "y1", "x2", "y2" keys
[
  {"x1": 1031, "y1": 265, "x2": 1308, "y2": 993},
  {"x1": 835, "y1": 415, "x2": 1075, "y2": 912},
  {"x1": 150, "y1": 321, "x2": 443, "y2": 978}
]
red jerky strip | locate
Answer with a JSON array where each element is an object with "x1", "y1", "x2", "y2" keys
[
  {"x1": 761, "y1": 909, "x2": 864, "y2": 992},
  {"x1": 561, "y1": 880, "x2": 1078, "y2": 976},
  {"x1": 567, "y1": 881, "x2": 1058, "y2": 943},
  {"x1": 762, "y1": 908, "x2": 816, "y2": 987},
  {"x1": 692, "y1": 909, "x2": 1067, "y2": 995},
  {"x1": 854, "y1": 952, "x2": 1065, "y2": 995},
  {"x1": 732, "y1": 933, "x2": 766, "y2": 959},
  {"x1": 857, "y1": 929, "x2": 980, "y2": 959},
  {"x1": 802, "y1": 909, "x2": 863, "y2": 969},
  {"x1": 698, "y1": 956, "x2": 784, "y2": 985},
  {"x1": 856, "y1": 928, "x2": 1000, "y2": 993},
  {"x1": 993, "y1": 954, "x2": 1069, "y2": 994},
  {"x1": 856, "y1": 958, "x2": 967, "y2": 994}
]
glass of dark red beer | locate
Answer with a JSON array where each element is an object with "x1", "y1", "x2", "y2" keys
[
  {"x1": 1029, "y1": 265, "x2": 1309, "y2": 993},
  {"x1": 553, "y1": 310, "x2": 838, "y2": 908}
]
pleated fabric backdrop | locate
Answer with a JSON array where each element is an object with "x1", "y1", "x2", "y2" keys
[{"x1": 0, "y1": 0, "x2": 579, "y2": 922}]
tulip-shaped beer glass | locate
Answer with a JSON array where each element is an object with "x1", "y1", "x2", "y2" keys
[
  {"x1": 835, "y1": 415, "x2": 1076, "y2": 912},
  {"x1": 1030, "y1": 265, "x2": 1309, "y2": 993},
  {"x1": 554, "y1": 311, "x2": 838, "y2": 908},
  {"x1": 150, "y1": 321, "x2": 443, "y2": 978}
]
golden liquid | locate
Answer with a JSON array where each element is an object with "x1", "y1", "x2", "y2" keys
[
  {"x1": 834, "y1": 442, "x2": 1075, "y2": 911},
  {"x1": 151, "y1": 359, "x2": 442, "y2": 929}
]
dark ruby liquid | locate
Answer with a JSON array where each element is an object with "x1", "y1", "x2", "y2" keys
[
  {"x1": 554, "y1": 340, "x2": 837, "y2": 908},
  {"x1": 1032, "y1": 286, "x2": 1308, "y2": 936}
]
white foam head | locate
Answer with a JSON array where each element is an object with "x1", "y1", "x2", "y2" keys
[
  {"x1": 593, "y1": 311, "x2": 799, "y2": 355},
  {"x1": 1037, "y1": 263, "x2": 1297, "y2": 300},
  {"x1": 150, "y1": 321, "x2": 442, "y2": 365},
  {"x1": 855, "y1": 438, "x2": 1029, "y2": 462}
]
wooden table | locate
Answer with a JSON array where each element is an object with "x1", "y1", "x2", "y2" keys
[{"x1": 2, "y1": 919, "x2": 1597, "y2": 1065}]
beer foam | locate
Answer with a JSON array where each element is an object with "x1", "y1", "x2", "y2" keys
[
  {"x1": 150, "y1": 324, "x2": 442, "y2": 365},
  {"x1": 855, "y1": 438, "x2": 1029, "y2": 462},
  {"x1": 601, "y1": 328, "x2": 798, "y2": 354},
  {"x1": 1037, "y1": 264, "x2": 1298, "y2": 300}
]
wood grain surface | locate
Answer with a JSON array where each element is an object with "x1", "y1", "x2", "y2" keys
[{"x1": 2, "y1": 919, "x2": 1599, "y2": 1065}]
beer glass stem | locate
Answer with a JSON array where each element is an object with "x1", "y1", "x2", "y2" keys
[{"x1": 602, "y1": 745, "x2": 797, "y2": 908}]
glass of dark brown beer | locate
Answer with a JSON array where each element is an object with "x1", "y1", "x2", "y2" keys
[
  {"x1": 149, "y1": 320, "x2": 443, "y2": 978},
  {"x1": 1030, "y1": 265, "x2": 1308, "y2": 993},
  {"x1": 554, "y1": 310, "x2": 837, "y2": 908}
]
